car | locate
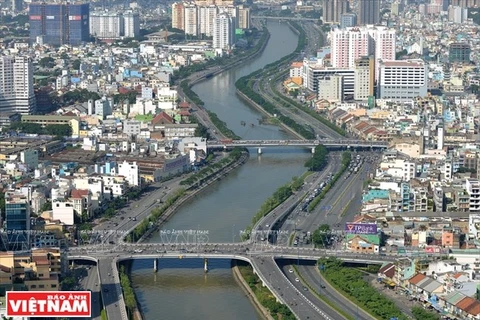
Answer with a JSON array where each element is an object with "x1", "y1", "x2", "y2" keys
[
  {"x1": 320, "y1": 284, "x2": 326, "y2": 289},
  {"x1": 303, "y1": 287, "x2": 308, "y2": 291},
  {"x1": 295, "y1": 278, "x2": 300, "y2": 282},
  {"x1": 265, "y1": 224, "x2": 270, "y2": 228},
  {"x1": 289, "y1": 269, "x2": 294, "y2": 273}
]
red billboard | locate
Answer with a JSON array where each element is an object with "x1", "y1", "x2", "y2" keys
[
  {"x1": 30, "y1": 15, "x2": 42, "y2": 20},
  {"x1": 425, "y1": 246, "x2": 440, "y2": 253},
  {"x1": 69, "y1": 15, "x2": 81, "y2": 21},
  {"x1": 6, "y1": 291, "x2": 91, "y2": 318}
]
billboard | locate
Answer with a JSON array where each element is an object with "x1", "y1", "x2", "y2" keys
[
  {"x1": 345, "y1": 223, "x2": 377, "y2": 234},
  {"x1": 425, "y1": 246, "x2": 440, "y2": 253},
  {"x1": 6, "y1": 291, "x2": 91, "y2": 318}
]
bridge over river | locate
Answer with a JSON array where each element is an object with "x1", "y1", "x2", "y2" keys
[
  {"x1": 207, "y1": 139, "x2": 389, "y2": 153},
  {"x1": 68, "y1": 242, "x2": 398, "y2": 320}
]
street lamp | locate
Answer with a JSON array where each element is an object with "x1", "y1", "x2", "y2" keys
[{"x1": 232, "y1": 224, "x2": 236, "y2": 243}]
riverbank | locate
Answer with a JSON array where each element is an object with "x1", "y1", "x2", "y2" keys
[
  {"x1": 138, "y1": 150, "x2": 250, "y2": 242},
  {"x1": 232, "y1": 261, "x2": 274, "y2": 320}
]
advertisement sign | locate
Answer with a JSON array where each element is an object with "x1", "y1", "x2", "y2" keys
[
  {"x1": 30, "y1": 15, "x2": 42, "y2": 20},
  {"x1": 69, "y1": 15, "x2": 81, "y2": 21},
  {"x1": 345, "y1": 223, "x2": 378, "y2": 234},
  {"x1": 425, "y1": 246, "x2": 440, "y2": 253},
  {"x1": 6, "y1": 291, "x2": 91, "y2": 318}
]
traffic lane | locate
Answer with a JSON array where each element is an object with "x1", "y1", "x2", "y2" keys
[
  {"x1": 278, "y1": 261, "x2": 347, "y2": 320},
  {"x1": 98, "y1": 260, "x2": 123, "y2": 319},
  {"x1": 296, "y1": 263, "x2": 374, "y2": 320},
  {"x1": 81, "y1": 265, "x2": 101, "y2": 320},
  {"x1": 253, "y1": 258, "x2": 329, "y2": 320}
]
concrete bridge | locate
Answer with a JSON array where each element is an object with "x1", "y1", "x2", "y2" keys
[
  {"x1": 68, "y1": 242, "x2": 397, "y2": 320},
  {"x1": 252, "y1": 15, "x2": 319, "y2": 21},
  {"x1": 207, "y1": 139, "x2": 389, "y2": 153}
]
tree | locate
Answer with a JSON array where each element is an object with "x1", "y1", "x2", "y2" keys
[
  {"x1": 312, "y1": 224, "x2": 331, "y2": 247},
  {"x1": 72, "y1": 59, "x2": 81, "y2": 70},
  {"x1": 40, "y1": 201, "x2": 52, "y2": 212},
  {"x1": 38, "y1": 57, "x2": 55, "y2": 68}
]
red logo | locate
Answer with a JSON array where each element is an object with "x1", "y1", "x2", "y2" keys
[{"x1": 6, "y1": 291, "x2": 91, "y2": 318}]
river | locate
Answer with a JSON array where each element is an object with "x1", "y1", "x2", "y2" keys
[{"x1": 131, "y1": 22, "x2": 308, "y2": 320}]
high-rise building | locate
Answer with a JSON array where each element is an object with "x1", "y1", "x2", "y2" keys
[
  {"x1": 172, "y1": 2, "x2": 185, "y2": 30},
  {"x1": 318, "y1": 75, "x2": 344, "y2": 102},
  {"x1": 29, "y1": 3, "x2": 90, "y2": 46},
  {"x1": 123, "y1": 11, "x2": 140, "y2": 38},
  {"x1": 354, "y1": 56, "x2": 375, "y2": 100},
  {"x1": 358, "y1": 0, "x2": 380, "y2": 25},
  {"x1": 330, "y1": 26, "x2": 395, "y2": 78},
  {"x1": 90, "y1": 12, "x2": 124, "y2": 39},
  {"x1": 0, "y1": 56, "x2": 36, "y2": 114},
  {"x1": 340, "y1": 13, "x2": 357, "y2": 28},
  {"x1": 323, "y1": 0, "x2": 350, "y2": 23},
  {"x1": 448, "y1": 5, "x2": 468, "y2": 23},
  {"x1": 12, "y1": 0, "x2": 23, "y2": 13},
  {"x1": 199, "y1": 5, "x2": 218, "y2": 36},
  {"x1": 4, "y1": 191, "x2": 31, "y2": 251},
  {"x1": 184, "y1": 4, "x2": 199, "y2": 36},
  {"x1": 378, "y1": 59, "x2": 428, "y2": 102},
  {"x1": 213, "y1": 12, "x2": 234, "y2": 50},
  {"x1": 449, "y1": 42, "x2": 471, "y2": 63},
  {"x1": 237, "y1": 5, "x2": 250, "y2": 29}
]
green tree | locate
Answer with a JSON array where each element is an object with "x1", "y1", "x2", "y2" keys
[
  {"x1": 72, "y1": 59, "x2": 81, "y2": 70},
  {"x1": 40, "y1": 201, "x2": 52, "y2": 212},
  {"x1": 412, "y1": 306, "x2": 440, "y2": 320},
  {"x1": 38, "y1": 57, "x2": 55, "y2": 68},
  {"x1": 304, "y1": 145, "x2": 329, "y2": 171},
  {"x1": 312, "y1": 224, "x2": 331, "y2": 247}
]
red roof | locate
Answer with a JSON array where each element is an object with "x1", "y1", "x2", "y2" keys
[
  {"x1": 178, "y1": 102, "x2": 190, "y2": 108},
  {"x1": 409, "y1": 273, "x2": 426, "y2": 285},
  {"x1": 152, "y1": 112, "x2": 174, "y2": 125},
  {"x1": 179, "y1": 110, "x2": 190, "y2": 116},
  {"x1": 118, "y1": 87, "x2": 131, "y2": 94},
  {"x1": 71, "y1": 189, "x2": 89, "y2": 199}
]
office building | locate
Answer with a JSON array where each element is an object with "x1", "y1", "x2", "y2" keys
[
  {"x1": 4, "y1": 191, "x2": 31, "y2": 251},
  {"x1": 449, "y1": 42, "x2": 471, "y2": 63},
  {"x1": 358, "y1": 0, "x2": 380, "y2": 25},
  {"x1": 172, "y1": 2, "x2": 185, "y2": 30},
  {"x1": 354, "y1": 56, "x2": 375, "y2": 100},
  {"x1": 29, "y1": 3, "x2": 90, "y2": 46},
  {"x1": 318, "y1": 75, "x2": 344, "y2": 102},
  {"x1": 340, "y1": 13, "x2": 357, "y2": 28},
  {"x1": 323, "y1": 0, "x2": 350, "y2": 23},
  {"x1": 378, "y1": 59, "x2": 428, "y2": 102},
  {"x1": 303, "y1": 64, "x2": 355, "y2": 98},
  {"x1": 213, "y1": 12, "x2": 234, "y2": 50},
  {"x1": 0, "y1": 56, "x2": 36, "y2": 115}
]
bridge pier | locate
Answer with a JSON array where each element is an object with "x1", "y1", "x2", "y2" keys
[
  {"x1": 311, "y1": 147, "x2": 315, "y2": 154},
  {"x1": 153, "y1": 258, "x2": 158, "y2": 272},
  {"x1": 257, "y1": 147, "x2": 262, "y2": 154},
  {"x1": 204, "y1": 258, "x2": 208, "y2": 273}
]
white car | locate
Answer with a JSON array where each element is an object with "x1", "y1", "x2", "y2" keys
[
  {"x1": 289, "y1": 269, "x2": 294, "y2": 273},
  {"x1": 295, "y1": 278, "x2": 300, "y2": 282}
]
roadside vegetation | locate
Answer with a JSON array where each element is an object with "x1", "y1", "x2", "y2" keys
[
  {"x1": 206, "y1": 110, "x2": 240, "y2": 139},
  {"x1": 304, "y1": 145, "x2": 328, "y2": 171},
  {"x1": 318, "y1": 258, "x2": 406, "y2": 320},
  {"x1": 119, "y1": 266, "x2": 138, "y2": 320},
  {"x1": 180, "y1": 148, "x2": 244, "y2": 186},
  {"x1": 238, "y1": 263, "x2": 295, "y2": 320},
  {"x1": 308, "y1": 151, "x2": 351, "y2": 211}
]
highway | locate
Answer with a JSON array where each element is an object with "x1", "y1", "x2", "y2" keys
[
  {"x1": 98, "y1": 257, "x2": 128, "y2": 320},
  {"x1": 78, "y1": 264, "x2": 101, "y2": 320},
  {"x1": 288, "y1": 261, "x2": 375, "y2": 320}
]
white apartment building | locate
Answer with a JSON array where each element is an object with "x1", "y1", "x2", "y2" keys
[
  {"x1": 118, "y1": 161, "x2": 140, "y2": 187},
  {"x1": 90, "y1": 12, "x2": 124, "y2": 39},
  {"x1": 375, "y1": 158, "x2": 416, "y2": 181},
  {"x1": 199, "y1": 5, "x2": 218, "y2": 37},
  {"x1": 0, "y1": 56, "x2": 36, "y2": 114},
  {"x1": 52, "y1": 201, "x2": 75, "y2": 225},
  {"x1": 123, "y1": 120, "x2": 141, "y2": 136},
  {"x1": 318, "y1": 75, "x2": 343, "y2": 102},
  {"x1": 378, "y1": 59, "x2": 428, "y2": 102},
  {"x1": 218, "y1": 5, "x2": 238, "y2": 22},
  {"x1": 213, "y1": 12, "x2": 234, "y2": 50},
  {"x1": 466, "y1": 179, "x2": 480, "y2": 212},
  {"x1": 124, "y1": 11, "x2": 140, "y2": 38}
]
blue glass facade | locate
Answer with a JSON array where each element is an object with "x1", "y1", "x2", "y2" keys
[
  {"x1": 29, "y1": 3, "x2": 90, "y2": 46},
  {"x1": 5, "y1": 202, "x2": 30, "y2": 249}
]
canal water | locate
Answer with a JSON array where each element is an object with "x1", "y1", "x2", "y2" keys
[{"x1": 131, "y1": 22, "x2": 308, "y2": 320}]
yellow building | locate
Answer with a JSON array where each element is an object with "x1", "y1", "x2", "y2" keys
[{"x1": 22, "y1": 115, "x2": 80, "y2": 136}]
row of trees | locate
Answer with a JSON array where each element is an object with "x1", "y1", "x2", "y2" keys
[
  {"x1": 63, "y1": 89, "x2": 101, "y2": 104},
  {"x1": 238, "y1": 264, "x2": 295, "y2": 320},
  {"x1": 206, "y1": 110, "x2": 240, "y2": 139},
  {"x1": 304, "y1": 145, "x2": 328, "y2": 171},
  {"x1": 180, "y1": 148, "x2": 243, "y2": 186},
  {"x1": 318, "y1": 258, "x2": 407, "y2": 319},
  {"x1": 308, "y1": 151, "x2": 351, "y2": 211},
  {"x1": 9, "y1": 122, "x2": 72, "y2": 137},
  {"x1": 119, "y1": 266, "x2": 138, "y2": 319}
]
